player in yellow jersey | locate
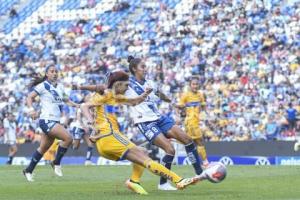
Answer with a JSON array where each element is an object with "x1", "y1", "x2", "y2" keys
[
  {"x1": 177, "y1": 76, "x2": 209, "y2": 167},
  {"x1": 43, "y1": 139, "x2": 60, "y2": 163},
  {"x1": 80, "y1": 71, "x2": 206, "y2": 195}
]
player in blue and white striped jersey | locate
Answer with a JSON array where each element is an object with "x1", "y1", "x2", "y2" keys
[
  {"x1": 23, "y1": 65, "x2": 79, "y2": 182},
  {"x1": 125, "y1": 56, "x2": 205, "y2": 191}
]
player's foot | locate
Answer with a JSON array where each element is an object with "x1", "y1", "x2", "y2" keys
[
  {"x1": 158, "y1": 181, "x2": 177, "y2": 191},
  {"x1": 176, "y1": 177, "x2": 198, "y2": 190},
  {"x1": 294, "y1": 142, "x2": 300, "y2": 152},
  {"x1": 23, "y1": 169, "x2": 34, "y2": 182},
  {"x1": 84, "y1": 160, "x2": 95, "y2": 166},
  {"x1": 51, "y1": 162, "x2": 63, "y2": 177},
  {"x1": 125, "y1": 179, "x2": 148, "y2": 195}
]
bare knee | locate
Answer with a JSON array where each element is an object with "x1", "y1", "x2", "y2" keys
[{"x1": 164, "y1": 144, "x2": 175, "y2": 155}]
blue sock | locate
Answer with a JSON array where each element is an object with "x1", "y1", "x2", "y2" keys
[
  {"x1": 53, "y1": 146, "x2": 68, "y2": 165},
  {"x1": 159, "y1": 154, "x2": 174, "y2": 185},
  {"x1": 25, "y1": 150, "x2": 43, "y2": 173},
  {"x1": 185, "y1": 142, "x2": 203, "y2": 175},
  {"x1": 86, "y1": 146, "x2": 93, "y2": 161}
]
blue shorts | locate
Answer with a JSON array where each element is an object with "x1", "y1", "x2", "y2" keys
[
  {"x1": 72, "y1": 127, "x2": 86, "y2": 140},
  {"x1": 136, "y1": 115, "x2": 175, "y2": 143},
  {"x1": 39, "y1": 119, "x2": 59, "y2": 134}
]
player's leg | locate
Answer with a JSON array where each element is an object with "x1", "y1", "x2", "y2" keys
[
  {"x1": 125, "y1": 146, "x2": 198, "y2": 190},
  {"x1": 194, "y1": 138, "x2": 209, "y2": 167},
  {"x1": 23, "y1": 134, "x2": 55, "y2": 181},
  {"x1": 126, "y1": 147, "x2": 147, "y2": 195},
  {"x1": 71, "y1": 127, "x2": 81, "y2": 150},
  {"x1": 137, "y1": 122, "x2": 176, "y2": 190},
  {"x1": 83, "y1": 133, "x2": 94, "y2": 165},
  {"x1": 167, "y1": 125, "x2": 203, "y2": 175},
  {"x1": 48, "y1": 123, "x2": 73, "y2": 176},
  {"x1": 7, "y1": 144, "x2": 17, "y2": 165}
]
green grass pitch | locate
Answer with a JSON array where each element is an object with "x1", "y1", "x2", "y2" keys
[{"x1": 0, "y1": 165, "x2": 299, "y2": 200}]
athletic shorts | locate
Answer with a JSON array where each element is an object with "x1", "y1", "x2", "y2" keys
[
  {"x1": 136, "y1": 115, "x2": 175, "y2": 143},
  {"x1": 39, "y1": 119, "x2": 59, "y2": 134},
  {"x1": 95, "y1": 132, "x2": 135, "y2": 161},
  {"x1": 71, "y1": 127, "x2": 85, "y2": 140}
]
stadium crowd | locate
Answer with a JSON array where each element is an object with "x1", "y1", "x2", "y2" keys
[{"x1": 0, "y1": 0, "x2": 299, "y2": 144}]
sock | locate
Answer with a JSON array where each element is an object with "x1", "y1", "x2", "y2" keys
[
  {"x1": 25, "y1": 150, "x2": 43, "y2": 173},
  {"x1": 197, "y1": 146, "x2": 208, "y2": 162},
  {"x1": 143, "y1": 159, "x2": 182, "y2": 184},
  {"x1": 185, "y1": 142, "x2": 203, "y2": 175},
  {"x1": 53, "y1": 146, "x2": 68, "y2": 165},
  {"x1": 159, "y1": 154, "x2": 174, "y2": 185},
  {"x1": 7, "y1": 156, "x2": 13, "y2": 164},
  {"x1": 130, "y1": 163, "x2": 145, "y2": 183},
  {"x1": 86, "y1": 147, "x2": 93, "y2": 161}
]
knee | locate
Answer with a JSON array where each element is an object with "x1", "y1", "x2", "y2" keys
[
  {"x1": 64, "y1": 136, "x2": 73, "y2": 146},
  {"x1": 164, "y1": 144, "x2": 175, "y2": 156}
]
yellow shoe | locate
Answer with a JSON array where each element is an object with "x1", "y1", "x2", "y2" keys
[
  {"x1": 176, "y1": 177, "x2": 198, "y2": 190},
  {"x1": 125, "y1": 179, "x2": 148, "y2": 195}
]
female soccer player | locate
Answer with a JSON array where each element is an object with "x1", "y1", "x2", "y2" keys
[
  {"x1": 70, "y1": 95, "x2": 95, "y2": 165},
  {"x1": 23, "y1": 65, "x2": 79, "y2": 182},
  {"x1": 125, "y1": 56, "x2": 204, "y2": 190},
  {"x1": 3, "y1": 113, "x2": 18, "y2": 165},
  {"x1": 177, "y1": 76, "x2": 209, "y2": 166},
  {"x1": 80, "y1": 71, "x2": 203, "y2": 194}
]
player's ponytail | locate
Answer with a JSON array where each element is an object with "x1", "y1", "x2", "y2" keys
[
  {"x1": 127, "y1": 56, "x2": 141, "y2": 75},
  {"x1": 29, "y1": 73, "x2": 47, "y2": 88}
]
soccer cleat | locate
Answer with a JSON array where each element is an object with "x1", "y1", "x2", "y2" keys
[
  {"x1": 176, "y1": 177, "x2": 198, "y2": 190},
  {"x1": 51, "y1": 162, "x2": 63, "y2": 177},
  {"x1": 158, "y1": 181, "x2": 177, "y2": 191},
  {"x1": 294, "y1": 142, "x2": 300, "y2": 152},
  {"x1": 23, "y1": 170, "x2": 34, "y2": 182},
  {"x1": 84, "y1": 160, "x2": 95, "y2": 166},
  {"x1": 125, "y1": 179, "x2": 148, "y2": 195}
]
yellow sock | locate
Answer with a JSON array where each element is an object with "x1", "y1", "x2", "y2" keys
[
  {"x1": 130, "y1": 163, "x2": 145, "y2": 183},
  {"x1": 197, "y1": 146, "x2": 207, "y2": 161},
  {"x1": 143, "y1": 159, "x2": 182, "y2": 183}
]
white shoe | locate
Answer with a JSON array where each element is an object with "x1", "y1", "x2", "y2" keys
[
  {"x1": 23, "y1": 170, "x2": 34, "y2": 182},
  {"x1": 51, "y1": 162, "x2": 63, "y2": 177},
  {"x1": 158, "y1": 181, "x2": 177, "y2": 191},
  {"x1": 294, "y1": 142, "x2": 300, "y2": 152},
  {"x1": 84, "y1": 160, "x2": 95, "y2": 166}
]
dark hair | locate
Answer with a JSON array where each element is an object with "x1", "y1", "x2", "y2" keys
[
  {"x1": 189, "y1": 75, "x2": 200, "y2": 84},
  {"x1": 29, "y1": 65, "x2": 55, "y2": 88},
  {"x1": 107, "y1": 70, "x2": 129, "y2": 89},
  {"x1": 29, "y1": 73, "x2": 46, "y2": 88},
  {"x1": 127, "y1": 56, "x2": 141, "y2": 75}
]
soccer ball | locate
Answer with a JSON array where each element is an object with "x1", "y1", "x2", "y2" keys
[{"x1": 205, "y1": 162, "x2": 227, "y2": 183}]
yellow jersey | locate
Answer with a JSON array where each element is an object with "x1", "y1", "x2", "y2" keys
[
  {"x1": 89, "y1": 91, "x2": 129, "y2": 135},
  {"x1": 179, "y1": 90, "x2": 205, "y2": 124}
]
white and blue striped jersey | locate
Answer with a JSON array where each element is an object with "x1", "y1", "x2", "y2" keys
[
  {"x1": 125, "y1": 77, "x2": 161, "y2": 124},
  {"x1": 34, "y1": 80, "x2": 65, "y2": 121}
]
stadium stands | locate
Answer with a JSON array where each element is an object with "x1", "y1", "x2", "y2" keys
[{"x1": 0, "y1": 0, "x2": 299, "y2": 144}]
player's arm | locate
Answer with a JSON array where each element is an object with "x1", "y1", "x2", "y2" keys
[
  {"x1": 156, "y1": 90, "x2": 172, "y2": 103},
  {"x1": 115, "y1": 88, "x2": 153, "y2": 106},
  {"x1": 80, "y1": 101, "x2": 101, "y2": 124},
  {"x1": 73, "y1": 84, "x2": 106, "y2": 94},
  {"x1": 26, "y1": 91, "x2": 39, "y2": 119}
]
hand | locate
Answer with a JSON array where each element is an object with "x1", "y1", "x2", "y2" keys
[
  {"x1": 145, "y1": 88, "x2": 153, "y2": 94},
  {"x1": 29, "y1": 111, "x2": 39, "y2": 120}
]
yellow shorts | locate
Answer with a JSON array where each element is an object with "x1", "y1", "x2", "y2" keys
[
  {"x1": 184, "y1": 122, "x2": 203, "y2": 139},
  {"x1": 95, "y1": 132, "x2": 135, "y2": 161}
]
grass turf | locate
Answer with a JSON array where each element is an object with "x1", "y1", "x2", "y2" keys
[{"x1": 0, "y1": 165, "x2": 299, "y2": 200}]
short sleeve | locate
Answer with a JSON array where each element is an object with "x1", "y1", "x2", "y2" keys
[
  {"x1": 89, "y1": 93, "x2": 106, "y2": 105},
  {"x1": 33, "y1": 82, "x2": 44, "y2": 95},
  {"x1": 3, "y1": 118, "x2": 9, "y2": 129}
]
